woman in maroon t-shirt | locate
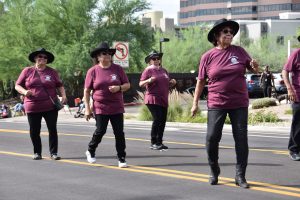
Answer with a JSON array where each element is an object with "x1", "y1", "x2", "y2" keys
[
  {"x1": 15, "y1": 48, "x2": 67, "y2": 160},
  {"x1": 139, "y1": 50, "x2": 176, "y2": 150},
  {"x1": 84, "y1": 42, "x2": 130, "y2": 168},
  {"x1": 191, "y1": 19, "x2": 259, "y2": 188}
]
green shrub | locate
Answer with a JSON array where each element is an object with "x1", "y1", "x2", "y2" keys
[
  {"x1": 285, "y1": 109, "x2": 292, "y2": 115},
  {"x1": 167, "y1": 102, "x2": 183, "y2": 122},
  {"x1": 138, "y1": 105, "x2": 152, "y2": 121},
  {"x1": 248, "y1": 110, "x2": 281, "y2": 124},
  {"x1": 252, "y1": 98, "x2": 277, "y2": 109}
]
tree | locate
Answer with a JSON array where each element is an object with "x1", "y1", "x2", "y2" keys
[{"x1": 94, "y1": 0, "x2": 154, "y2": 72}]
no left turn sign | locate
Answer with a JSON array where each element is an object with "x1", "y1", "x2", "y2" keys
[{"x1": 113, "y1": 42, "x2": 129, "y2": 68}]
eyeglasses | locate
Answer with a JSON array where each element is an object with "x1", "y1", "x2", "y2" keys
[
  {"x1": 37, "y1": 55, "x2": 48, "y2": 59},
  {"x1": 151, "y1": 57, "x2": 160, "y2": 61},
  {"x1": 221, "y1": 29, "x2": 234, "y2": 35}
]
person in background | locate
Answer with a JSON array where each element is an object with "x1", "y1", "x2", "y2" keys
[
  {"x1": 282, "y1": 37, "x2": 300, "y2": 161},
  {"x1": 260, "y1": 65, "x2": 275, "y2": 98},
  {"x1": 13, "y1": 94, "x2": 25, "y2": 116},
  {"x1": 15, "y1": 48, "x2": 67, "y2": 160},
  {"x1": 139, "y1": 50, "x2": 176, "y2": 150},
  {"x1": 84, "y1": 42, "x2": 130, "y2": 168},
  {"x1": 191, "y1": 19, "x2": 259, "y2": 188}
]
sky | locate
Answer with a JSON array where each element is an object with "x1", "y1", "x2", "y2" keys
[{"x1": 145, "y1": 0, "x2": 180, "y2": 24}]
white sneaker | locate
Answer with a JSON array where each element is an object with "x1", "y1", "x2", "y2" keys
[
  {"x1": 85, "y1": 150, "x2": 96, "y2": 164},
  {"x1": 118, "y1": 158, "x2": 128, "y2": 168}
]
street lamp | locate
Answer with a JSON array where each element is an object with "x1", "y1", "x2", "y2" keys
[
  {"x1": 159, "y1": 38, "x2": 170, "y2": 65},
  {"x1": 159, "y1": 38, "x2": 170, "y2": 53}
]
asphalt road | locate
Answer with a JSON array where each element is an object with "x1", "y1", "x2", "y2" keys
[{"x1": 0, "y1": 113, "x2": 299, "y2": 200}]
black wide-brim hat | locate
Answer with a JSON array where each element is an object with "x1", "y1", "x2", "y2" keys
[
  {"x1": 298, "y1": 35, "x2": 300, "y2": 42},
  {"x1": 28, "y1": 48, "x2": 55, "y2": 63},
  {"x1": 145, "y1": 50, "x2": 163, "y2": 64},
  {"x1": 207, "y1": 18, "x2": 239, "y2": 44},
  {"x1": 90, "y1": 42, "x2": 116, "y2": 58}
]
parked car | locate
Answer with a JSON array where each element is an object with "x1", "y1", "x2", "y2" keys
[
  {"x1": 273, "y1": 73, "x2": 287, "y2": 94},
  {"x1": 245, "y1": 74, "x2": 263, "y2": 97}
]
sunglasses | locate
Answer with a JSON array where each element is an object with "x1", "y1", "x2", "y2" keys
[
  {"x1": 100, "y1": 52, "x2": 112, "y2": 56},
  {"x1": 221, "y1": 29, "x2": 234, "y2": 35},
  {"x1": 151, "y1": 57, "x2": 160, "y2": 61},
  {"x1": 37, "y1": 55, "x2": 48, "y2": 59}
]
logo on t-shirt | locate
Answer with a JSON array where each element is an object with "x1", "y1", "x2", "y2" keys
[
  {"x1": 45, "y1": 75, "x2": 52, "y2": 81},
  {"x1": 111, "y1": 74, "x2": 117, "y2": 81},
  {"x1": 229, "y1": 56, "x2": 239, "y2": 65}
]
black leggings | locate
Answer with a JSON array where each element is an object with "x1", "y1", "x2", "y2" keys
[
  {"x1": 27, "y1": 109, "x2": 58, "y2": 155},
  {"x1": 146, "y1": 104, "x2": 168, "y2": 145},
  {"x1": 88, "y1": 113, "x2": 126, "y2": 159}
]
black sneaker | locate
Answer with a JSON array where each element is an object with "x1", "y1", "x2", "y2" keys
[
  {"x1": 152, "y1": 144, "x2": 168, "y2": 150},
  {"x1": 51, "y1": 154, "x2": 61, "y2": 160},
  {"x1": 33, "y1": 153, "x2": 42, "y2": 160},
  {"x1": 150, "y1": 144, "x2": 155, "y2": 149},
  {"x1": 289, "y1": 152, "x2": 300, "y2": 161}
]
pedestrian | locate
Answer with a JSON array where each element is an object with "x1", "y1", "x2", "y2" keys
[
  {"x1": 15, "y1": 48, "x2": 67, "y2": 160},
  {"x1": 282, "y1": 38, "x2": 300, "y2": 161},
  {"x1": 191, "y1": 19, "x2": 259, "y2": 188},
  {"x1": 84, "y1": 42, "x2": 130, "y2": 168},
  {"x1": 139, "y1": 50, "x2": 176, "y2": 150},
  {"x1": 260, "y1": 65, "x2": 275, "y2": 98}
]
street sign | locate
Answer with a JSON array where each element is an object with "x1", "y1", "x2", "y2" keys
[{"x1": 113, "y1": 42, "x2": 129, "y2": 68}]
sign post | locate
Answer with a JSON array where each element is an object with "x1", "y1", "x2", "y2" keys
[{"x1": 113, "y1": 42, "x2": 129, "y2": 68}]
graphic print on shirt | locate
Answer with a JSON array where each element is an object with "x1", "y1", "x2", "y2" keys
[
  {"x1": 45, "y1": 75, "x2": 52, "y2": 81},
  {"x1": 229, "y1": 56, "x2": 239, "y2": 65},
  {"x1": 110, "y1": 74, "x2": 118, "y2": 81}
]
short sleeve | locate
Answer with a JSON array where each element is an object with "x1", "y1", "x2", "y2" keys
[
  {"x1": 52, "y1": 69, "x2": 63, "y2": 88},
  {"x1": 198, "y1": 54, "x2": 208, "y2": 80},
  {"x1": 118, "y1": 66, "x2": 129, "y2": 84},
  {"x1": 284, "y1": 49, "x2": 300, "y2": 72},
  {"x1": 239, "y1": 47, "x2": 252, "y2": 70},
  {"x1": 140, "y1": 68, "x2": 151, "y2": 81},
  {"x1": 84, "y1": 68, "x2": 94, "y2": 89},
  {"x1": 16, "y1": 67, "x2": 30, "y2": 88}
]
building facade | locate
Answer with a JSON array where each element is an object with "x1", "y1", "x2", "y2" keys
[{"x1": 179, "y1": 0, "x2": 300, "y2": 26}]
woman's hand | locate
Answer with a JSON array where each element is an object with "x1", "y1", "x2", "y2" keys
[
  {"x1": 191, "y1": 104, "x2": 199, "y2": 117},
  {"x1": 61, "y1": 96, "x2": 68, "y2": 104},
  {"x1": 84, "y1": 109, "x2": 93, "y2": 121},
  {"x1": 287, "y1": 88, "x2": 296, "y2": 102},
  {"x1": 109, "y1": 85, "x2": 121, "y2": 93},
  {"x1": 250, "y1": 59, "x2": 259, "y2": 74},
  {"x1": 169, "y1": 79, "x2": 176, "y2": 87},
  {"x1": 24, "y1": 90, "x2": 33, "y2": 97}
]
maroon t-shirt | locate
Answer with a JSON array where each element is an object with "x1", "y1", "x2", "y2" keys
[
  {"x1": 16, "y1": 66, "x2": 63, "y2": 113},
  {"x1": 140, "y1": 65, "x2": 170, "y2": 107},
  {"x1": 84, "y1": 64, "x2": 129, "y2": 115},
  {"x1": 198, "y1": 45, "x2": 252, "y2": 109},
  {"x1": 283, "y1": 48, "x2": 300, "y2": 102}
]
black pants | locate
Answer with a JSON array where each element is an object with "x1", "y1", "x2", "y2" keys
[
  {"x1": 146, "y1": 104, "x2": 168, "y2": 145},
  {"x1": 88, "y1": 113, "x2": 126, "y2": 159},
  {"x1": 27, "y1": 109, "x2": 58, "y2": 155},
  {"x1": 263, "y1": 85, "x2": 272, "y2": 98},
  {"x1": 207, "y1": 107, "x2": 248, "y2": 176},
  {"x1": 288, "y1": 103, "x2": 300, "y2": 154}
]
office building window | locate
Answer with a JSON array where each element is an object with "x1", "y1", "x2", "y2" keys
[
  {"x1": 292, "y1": 3, "x2": 300, "y2": 11},
  {"x1": 258, "y1": 4, "x2": 292, "y2": 12}
]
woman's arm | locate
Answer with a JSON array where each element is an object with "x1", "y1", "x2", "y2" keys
[
  {"x1": 191, "y1": 79, "x2": 206, "y2": 117},
  {"x1": 83, "y1": 88, "x2": 92, "y2": 121},
  {"x1": 58, "y1": 86, "x2": 67, "y2": 104},
  {"x1": 139, "y1": 77, "x2": 154, "y2": 88},
  {"x1": 15, "y1": 85, "x2": 32, "y2": 97}
]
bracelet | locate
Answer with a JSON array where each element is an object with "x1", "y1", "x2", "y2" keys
[{"x1": 119, "y1": 85, "x2": 122, "y2": 91}]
